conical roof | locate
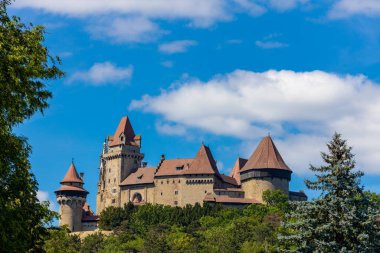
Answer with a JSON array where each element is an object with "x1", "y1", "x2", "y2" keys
[
  {"x1": 185, "y1": 144, "x2": 221, "y2": 175},
  {"x1": 229, "y1": 157, "x2": 247, "y2": 185},
  {"x1": 109, "y1": 116, "x2": 136, "y2": 147},
  {"x1": 241, "y1": 135, "x2": 291, "y2": 172},
  {"x1": 60, "y1": 162, "x2": 83, "y2": 184}
]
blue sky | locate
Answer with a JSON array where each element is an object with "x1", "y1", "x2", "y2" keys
[{"x1": 9, "y1": 0, "x2": 380, "y2": 212}]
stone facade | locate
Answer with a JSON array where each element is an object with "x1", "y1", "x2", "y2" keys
[
  {"x1": 57, "y1": 116, "x2": 307, "y2": 231},
  {"x1": 95, "y1": 116, "x2": 306, "y2": 212}
]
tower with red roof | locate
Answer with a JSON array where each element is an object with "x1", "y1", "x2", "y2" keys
[
  {"x1": 55, "y1": 162, "x2": 88, "y2": 231},
  {"x1": 96, "y1": 116, "x2": 144, "y2": 214}
]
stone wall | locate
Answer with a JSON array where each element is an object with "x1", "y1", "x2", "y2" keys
[
  {"x1": 241, "y1": 177, "x2": 289, "y2": 203},
  {"x1": 57, "y1": 195, "x2": 85, "y2": 232}
]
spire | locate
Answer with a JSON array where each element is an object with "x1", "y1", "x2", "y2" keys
[
  {"x1": 241, "y1": 135, "x2": 291, "y2": 172},
  {"x1": 60, "y1": 162, "x2": 83, "y2": 184},
  {"x1": 186, "y1": 144, "x2": 221, "y2": 175},
  {"x1": 229, "y1": 157, "x2": 248, "y2": 185},
  {"x1": 109, "y1": 116, "x2": 136, "y2": 147}
]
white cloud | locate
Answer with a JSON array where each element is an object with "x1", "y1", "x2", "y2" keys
[
  {"x1": 267, "y1": 0, "x2": 308, "y2": 11},
  {"x1": 159, "y1": 40, "x2": 198, "y2": 54},
  {"x1": 156, "y1": 121, "x2": 187, "y2": 136},
  {"x1": 37, "y1": 190, "x2": 58, "y2": 211},
  {"x1": 12, "y1": 0, "x2": 309, "y2": 44},
  {"x1": 87, "y1": 17, "x2": 165, "y2": 43},
  {"x1": 256, "y1": 40, "x2": 288, "y2": 49},
  {"x1": 329, "y1": 0, "x2": 380, "y2": 19},
  {"x1": 130, "y1": 69, "x2": 380, "y2": 175},
  {"x1": 68, "y1": 62, "x2": 133, "y2": 85}
]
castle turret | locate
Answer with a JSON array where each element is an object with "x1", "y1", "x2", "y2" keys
[
  {"x1": 240, "y1": 135, "x2": 292, "y2": 203},
  {"x1": 96, "y1": 116, "x2": 144, "y2": 214},
  {"x1": 55, "y1": 162, "x2": 88, "y2": 232}
]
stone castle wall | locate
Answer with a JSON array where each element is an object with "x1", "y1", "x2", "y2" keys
[
  {"x1": 241, "y1": 177, "x2": 289, "y2": 203},
  {"x1": 57, "y1": 196, "x2": 85, "y2": 232}
]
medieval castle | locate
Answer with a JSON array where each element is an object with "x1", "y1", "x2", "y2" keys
[{"x1": 55, "y1": 116, "x2": 307, "y2": 231}]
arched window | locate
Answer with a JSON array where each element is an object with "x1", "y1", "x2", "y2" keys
[{"x1": 131, "y1": 192, "x2": 143, "y2": 203}]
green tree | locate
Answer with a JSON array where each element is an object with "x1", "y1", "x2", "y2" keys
[
  {"x1": 99, "y1": 206, "x2": 130, "y2": 230},
  {"x1": 43, "y1": 228, "x2": 81, "y2": 253},
  {"x1": 280, "y1": 133, "x2": 380, "y2": 252},
  {"x1": 0, "y1": 0, "x2": 63, "y2": 251},
  {"x1": 81, "y1": 232, "x2": 105, "y2": 253}
]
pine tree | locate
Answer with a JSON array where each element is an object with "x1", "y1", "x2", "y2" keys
[{"x1": 280, "y1": 133, "x2": 380, "y2": 252}]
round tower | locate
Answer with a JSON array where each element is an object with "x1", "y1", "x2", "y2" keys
[
  {"x1": 55, "y1": 162, "x2": 88, "y2": 232},
  {"x1": 240, "y1": 135, "x2": 292, "y2": 203}
]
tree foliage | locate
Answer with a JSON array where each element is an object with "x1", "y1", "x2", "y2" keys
[
  {"x1": 0, "y1": 0, "x2": 63, "y2": 251},
  {"x1": 280, "y1": 133, "x2": 380, "y2": 252}
]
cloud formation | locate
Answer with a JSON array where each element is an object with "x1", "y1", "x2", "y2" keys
[
  {"x1": 12, "y1": 0, "x2": 309, "y2": 43},
  {"x1": 68, "y1": 62, "x2": 133, "y2": 85},
  {"x1": 87, "y1": 17, "x2": 165, "y2": 43},
  {"x1": 329, "y1": 0, "x2": 380, "y2": 19},
  {"x1": 159, "y1": 40, "x2": 198, "y2": 54},
  {"x1": 37, "y1": 190, "x2": 58, "y2": 211},
  {"x1": 130, "y1": 69, "x2": 380, "y2": 175}
]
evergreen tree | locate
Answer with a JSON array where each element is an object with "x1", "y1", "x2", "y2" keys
[{"x1": 280, "y1": 133, "x2": 380, "y2": 252}]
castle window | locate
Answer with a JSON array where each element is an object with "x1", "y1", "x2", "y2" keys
[
  {"x1": 161, "y1": 181, "x2": 163, "y2": 184},
  {"x1": 205, "y1": 190, "x2": 207, "y2": 193},
  {"x1": 174, "y1": 201, "x2": 178, "y2": 205},
  {"x1": 108, "y1": 179, "x2": 110, "y2": 183},
  {"x1": 120, "y1": 136, "x2": 124, "y2": 142},
  {"x1": 112, "y1": 199, "x2": 115, "y2": 204},
  {"x1": 112, "y1": 189, "x2": 116, "y2": 193},
  {"x1": 176, "y1": 165, "x2": 184, "y2": 170},
  {"x1": 114, "y1": 178, "x2": 116, "y2": 183},
  {"x1": 178, "y1": 180, "x2": 181, "y2": 183},
  {"x1": 161, "y1": 192, "x2": 163, "y2": 196},
  {"x1": 175, "y1": 190, "x2": 178, "y2": 195},
  {"x1": 109, "y1": 168, "x2": 111, "y2": 173}
]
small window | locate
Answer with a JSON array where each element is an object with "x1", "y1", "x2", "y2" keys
[
  {"x1": 112, "y1": 199, "x2": 115, "y2": 204},
  {"x1": 174, "y1": 201, "x2": 178, "y2": 205},
  {"x1": 175, "y1": 190, "x2": 178, "y2": 195},
  {"x1": 108, "y1": 179, "x2": 110, "y2": 183},
  {"x1": 178, "y1": 180, "x2": 181, "y2": 183},
  {"x1": 205, "y1": 190, "x2": 207, "y2": 193},
  {"x1": 167, "y1": 180, "x2": 169, "y2": 184},
  {"x1": 176, "y1": 165, "x2": 184, "y2": 170},
  {"x1": 161, "y1": 181, "x2": 163, "y2": 184},
  {"x1": 112, "y1": 189, "x2": 117, "y2": 193},
  {"x1": 114, "y1": 178, "x2": 116, "y2": 183},
  {"x1": 161, "y1": 192, "x2": 163, "y2": 196},
  {"x1": 109, "y1": 168, "x2": 111, "y2": 173}
]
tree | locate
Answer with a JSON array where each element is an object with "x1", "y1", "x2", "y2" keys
[
  {"x1": 81, "y1": 232, "x2": 105, "y2": 253},
  {"x1": 280, "y1": 133, "x2": 380, "y2": 252},
  {"x1": 43, "y1": 228, "x2": 81, "y2": 253},
  {"x1": 99, "y1": 206, "x2": 130, "y2": 230},
  {"x1": 0, "y1": 0, "x2": 63, "y2": 251}
]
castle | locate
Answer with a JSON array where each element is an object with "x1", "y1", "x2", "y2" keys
[{"x1": 55, "y1": 116, "x2": 307, "y2": 231}]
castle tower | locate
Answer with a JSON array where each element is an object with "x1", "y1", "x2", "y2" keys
[
  {"x1": 96, "y1": 116, "x2": 144, "y2": 214},
  {"x1": 55, "y1": 162, "x2": 88, "y2": 232},
  {"x1": 240, "y1": 135, "x2": 292, "y2": 203}
]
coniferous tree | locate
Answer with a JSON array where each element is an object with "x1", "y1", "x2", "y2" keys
[{"x1": 280, "y1": 133, "x2": 380, "y2": 252}]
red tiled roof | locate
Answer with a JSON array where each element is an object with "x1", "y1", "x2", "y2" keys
[
  {"x1": 204, "y1": 193, "x2": 259, "y2": 204},
  {"x1": 109, "y1": 116, "x2": 136, "y2": 147},
  {"x1": 60, "y1": 163, "x2": 83, "y2": 184},
  {"x1": 241, "y1": 135, "x2": 291, "y2": 172},
  {"x1": 220, "y1": 174, "x2": 239, "y2": 186},
  {"x1": 82, "y1": 203, "x2": 99, "y2": 222},
  {"x1": 228, "y1": 157, "x2": 247, "y2": 185},
  {"x1": 55, "y1": 185, "x2": 88, "y2": 193},
  {"x1": 154, "y1": 158, "x2": 193, "y2": 176},
  {"x1": 184, "y1": 145, "x2": 221, "y2": 176},
  {"x1": 120, "y1": 166, "x2": 156, "y2": 186}
]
